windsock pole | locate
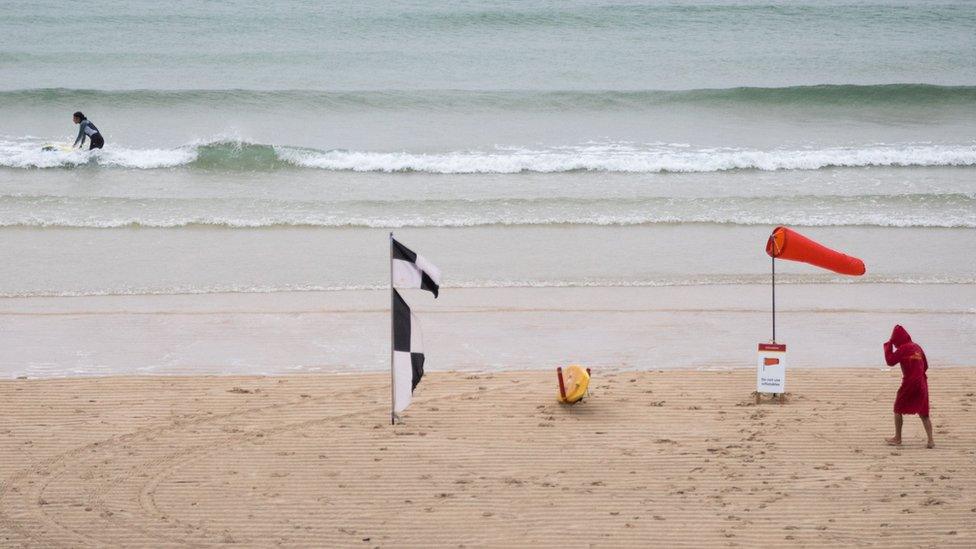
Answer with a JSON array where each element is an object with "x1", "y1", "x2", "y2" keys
[{"x1": 771, "y1": 255, "x2": 776, "y2": 343}]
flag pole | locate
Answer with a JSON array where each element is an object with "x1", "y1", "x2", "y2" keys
[{"x1": 390, "y1": 231, "x2": 395, "y2": 425}]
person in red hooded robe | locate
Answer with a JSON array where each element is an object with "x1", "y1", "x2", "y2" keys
[{"x1": 884, "y1": 325, "x2": 934, "y2": 448}]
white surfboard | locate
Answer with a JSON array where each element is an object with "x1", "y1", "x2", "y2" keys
[{"x1": 41, "y1": 143, "x2": 75, "y2": 152}]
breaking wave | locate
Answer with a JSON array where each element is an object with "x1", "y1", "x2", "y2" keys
[{"x1": 3, "y1": 139, "x2": 975, "y2": 173}]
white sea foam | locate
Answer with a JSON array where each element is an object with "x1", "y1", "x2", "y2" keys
[
  {"x1": 2, "y1": 274, "x2": 974, "y2": 299},
  {"x1": 0, "y1": 140, "x2": 194, "y2": 169},
  {"x1": 2, "y1": 138, "x2": 975, "y2": 173},
  {"x1": 94, "y1": 147, "x2": 196, "y2": 169},
  {"x1": 278, "y1": 143, "x2": 976, "y2": 173},
  {"x1": 0, "y1": 192, "x2": 972, "y2": 228},
  {"x1": 0, "y1": 212, "x2": 972, "y2": 229}
]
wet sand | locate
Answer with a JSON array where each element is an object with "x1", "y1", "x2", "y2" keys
[
  {"x1": 1, "y1": 368, "x2": 974, "y2": 547},
  {"x1": 2, "y1": 285, "x2": 974, "y2": 378}
]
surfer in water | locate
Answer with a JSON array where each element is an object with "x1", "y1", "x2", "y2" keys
[{"x1": 72, "y1": 111, "x2": 104, "y2": 150}]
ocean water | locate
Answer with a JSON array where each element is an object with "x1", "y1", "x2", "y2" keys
[{"x1": 0, "y1": 0, "x2": 974, "y2": 297}]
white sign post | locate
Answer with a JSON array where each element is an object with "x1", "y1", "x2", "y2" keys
[{"x1": 756, "y1": 343, "x2": 786, "y2": 403}]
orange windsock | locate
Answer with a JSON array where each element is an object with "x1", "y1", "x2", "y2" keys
[{"x1": 765, "y1": 226, "x2": 865, "y2": 276}]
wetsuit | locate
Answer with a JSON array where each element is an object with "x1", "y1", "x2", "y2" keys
[{"x1": 74, "y1": 119, "x2": 104, "y2": 150}]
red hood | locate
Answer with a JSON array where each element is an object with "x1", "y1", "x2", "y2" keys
[{"x1": 890, "y1": 325, "x2": 912, "y2": 346}]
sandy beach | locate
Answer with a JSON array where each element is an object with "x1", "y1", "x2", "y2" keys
[
  {"x1": 3, "y1": 1, "x2": 975, "y2": 547},
  {"x1": 1, "y1": 368, "x2": 974, "y2": 547}
]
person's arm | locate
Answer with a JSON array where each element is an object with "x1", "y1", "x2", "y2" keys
[
  {"x1": 885, "y1": 342, "x2": 910, "y2": 366},
  {"x1": 884, "y1": 341, "x2": 898, "y2": 366},
  {"x1": 73, "y1": 122, "x2": 86, "y2": 148}
]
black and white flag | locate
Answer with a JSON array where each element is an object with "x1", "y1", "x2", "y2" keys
[
  {"x1": 392, "y1": 238, "x2": 441, "y2": 298},
  {"x1": 392, "y1": 289, "x2": 424, "y2": 413}
]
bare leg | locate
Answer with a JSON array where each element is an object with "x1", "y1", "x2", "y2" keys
[
  {"x1": 886, "y1": 413, "x2": 903, "y2": 445},
  {"x1": 920, "y1": 416, "x2": 935, "y2": 448}
]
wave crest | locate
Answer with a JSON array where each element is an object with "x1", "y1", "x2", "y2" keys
[
  {"x1": 3, "y1": 139, "x2": 976, "y2": 173},
  {"x1": 3, "y1": 84, "x2": 975, "y2": 110},
  {"x1": 1, "y1": 193, "x2": 972, "y2": 229}
]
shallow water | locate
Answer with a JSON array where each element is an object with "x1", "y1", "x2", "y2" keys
[{"x1": 0, "y1": 1, "x2": 973, "y2": 375}]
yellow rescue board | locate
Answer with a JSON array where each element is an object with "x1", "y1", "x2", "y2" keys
[{"x1": 557, "y1": 364, "x2": 590, "y2": 404}]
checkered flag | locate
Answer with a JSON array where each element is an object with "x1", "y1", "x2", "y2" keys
[
  {"x1": 392, "y1": 289, "x2": 425, "y2": 413},
  {"x1": 389, "y1": 234, "x2": 440, "y2": 422},
  {"x1": 392, "y1": 238, "x2": 441, "y2": 297}
]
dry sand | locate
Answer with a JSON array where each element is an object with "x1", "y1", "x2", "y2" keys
[{"x1": 1, "y1": 368, "x2": 974, "y2": 547}]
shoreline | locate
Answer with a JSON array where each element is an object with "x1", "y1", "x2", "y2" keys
[
  {"x1": 2, "y1": 285, "x2": 974, "y2": 379},
  {"x1": 2, "y1": 368, "x2": 973, "y2": 546}
]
